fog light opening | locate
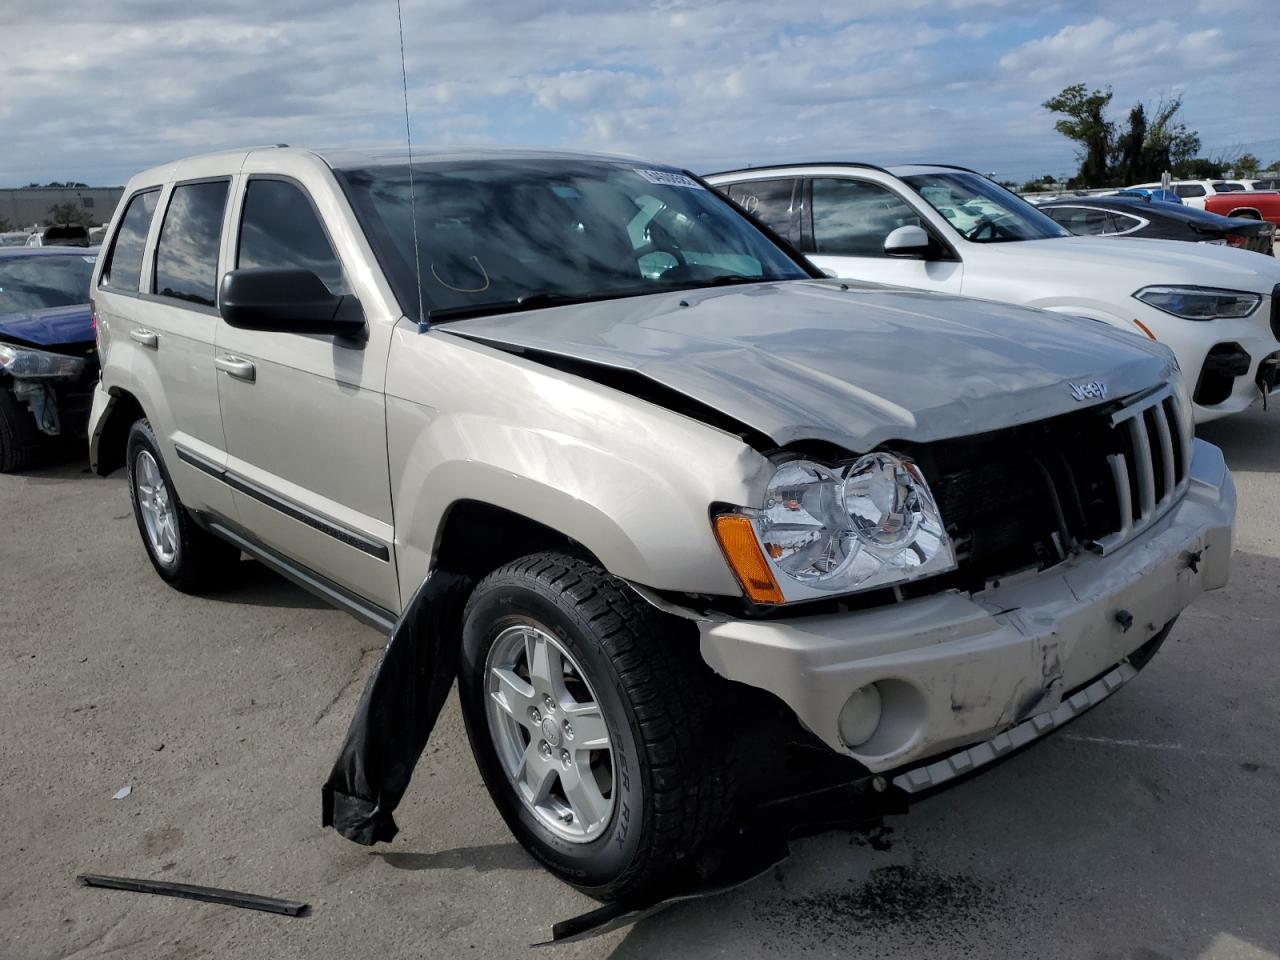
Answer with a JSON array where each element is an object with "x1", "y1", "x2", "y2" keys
[{"x1": 838, "y1": 683, "x2": 883, "y2": 748}]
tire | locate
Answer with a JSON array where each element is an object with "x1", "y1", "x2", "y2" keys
[
  {"x1": 0, "y1": 385, "x2": 43, "y2": 473},
  {"x1": 459, "y1": 552, "x2": 736, "y2": 902},
  {"x1": 126, "y1": 419, "x2": 239, "y2": 592}
]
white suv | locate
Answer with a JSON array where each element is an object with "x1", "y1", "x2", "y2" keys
[{"x1": 708, "y1": 163, "x2": 1280, "y2": 421}]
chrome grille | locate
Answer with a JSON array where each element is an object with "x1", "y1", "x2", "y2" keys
[{"x1": 1091, "y1": 383, "x2": 1191, "y2": 555}]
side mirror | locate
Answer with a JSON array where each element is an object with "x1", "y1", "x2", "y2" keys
[
  {"x1": 219, "y1": 268, "x2": 365, "y2": 337},
  {"x1": 883, "y1": 225, "x2": 933, "y2": 259}
]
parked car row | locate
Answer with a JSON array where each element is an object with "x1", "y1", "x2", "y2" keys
[{"x1": 1128, "y1": 178, "x2": 1273, "y2": 208}]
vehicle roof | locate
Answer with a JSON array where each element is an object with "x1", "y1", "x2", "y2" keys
[
  {"x1": 124, "y1": 144, "x2": 661, "y2": 186},
  {"x1": 0, "y1": 245, "x2": 100, "y2": 259},
  {"x1": 318, "y1": 145, "x2": 648, "y2": 169},
  {"x1": 705, "y1": 162, "x2": 983, "y2": 179}
]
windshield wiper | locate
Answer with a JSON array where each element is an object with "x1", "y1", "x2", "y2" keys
[
  {"x1": 426, "y1": 290, "x2": 625, "y2": 325},
  {"x1": 701, "y1": 274, "x2": 765, "y2": 286}
]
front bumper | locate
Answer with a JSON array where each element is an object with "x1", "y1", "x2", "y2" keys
[
  {"x1": 1150, "y1": 292, "x2": 1280, "y2": 422},
  {"x1": 697, "y1": 438, "x2": 1235, "y2": 772}
]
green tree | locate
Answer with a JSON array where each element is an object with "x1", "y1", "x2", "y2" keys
[
  {"x1": 1045, "y1": 85, "x2": 1212, "y2": 186},
  {"x1": 1173, "y1": 157, "x2": 1227, "y2": 179},
  {"x1": 1111, "y1": 103, "x2": 1147, "y2": 186},
  {"x1": 1142, "y1": 96, "x2": 1199, "y2": 176},
  {"x1": 0, "y1": 216, "x2": 12, "y2": 232},
  {"x1": 45, "y1": 202, "x2": 95, "y2": 227},
  {"x1": 1043, "y1": 84, "x2": 1114, "y2": 186},
  {"x1": 1233, "y1": 153, "x2": 1260, "y2": 177}
]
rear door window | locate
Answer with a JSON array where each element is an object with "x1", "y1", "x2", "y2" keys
[
  {"x1": 1106, "y1": 211, "x2": 1144, "y2": 234},
  {"x1": 724, "y1": 179, "x2": 797, "y2": 243},
  {"x1": 1175, "y1": 184, "x2": 1206, "y2": 198},
  {"x1": 153, "y1": 180, "x2": 230, "y2": 308},
  {"x1": 808, "y1": 178, "x2": 921, "y2": 256},
  {"x1": 100, "y1": 189, "x2": 160, "y2": 292},
  {"x1": 1045, "y1": 205, "x2": 1110, "y2": 235},
  {"x1": 237, "y1": 179, "x2": 348, "y2": 294}
]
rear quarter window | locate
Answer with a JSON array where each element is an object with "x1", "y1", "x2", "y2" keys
[
  {"x1": 100, "y1": 189, "x2": 160, "y2": 292},
  {"x1": 723, "y1": 178, "x2": 798, "y2": 243}
]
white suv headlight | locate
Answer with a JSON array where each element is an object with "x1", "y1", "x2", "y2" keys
[
  {"x1": 716, "y1": 453, "x2": 956, "y2": 604},
  {"x1": 1133, "y1": 286, "x2": 1261, "y2": 320}
]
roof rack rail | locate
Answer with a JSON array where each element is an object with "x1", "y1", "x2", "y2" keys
[
  {"x1": 899, "y1": 163, "x2": 983, "y2": 175},
  {"x1": 704, "y1": 161, "x2": 890, "y2": 177}
]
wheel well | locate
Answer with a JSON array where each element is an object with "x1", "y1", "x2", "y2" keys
[
  {"x1": 95, "y1": 389, "x2": 145, "y2": 476},
  {"x1": 1228, "y1": 207, "x2": 1261, "y2": 219},
  {"x1": 432, "y1": 500, "x2": 602, "y2": 581}
]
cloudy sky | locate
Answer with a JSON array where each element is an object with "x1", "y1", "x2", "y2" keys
[{"x1": 2, "y1": 0, "x2": 1275, "y2": 187}]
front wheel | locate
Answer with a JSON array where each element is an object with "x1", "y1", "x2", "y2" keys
[{"x1": 459, "y1": 553, "x2": 737, "y2": 902}]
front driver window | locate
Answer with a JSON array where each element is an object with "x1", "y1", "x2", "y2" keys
[
  {"x1": 238, "y1": 179, "x2": 349, "y2": 295},
  {"x1": 809, "y1": 178, "x2": 921, "y2": 256}
]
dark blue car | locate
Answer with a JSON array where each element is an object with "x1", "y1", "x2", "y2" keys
[{"x1": 0, "y1": 246, "x2": 100, "y2": 471}]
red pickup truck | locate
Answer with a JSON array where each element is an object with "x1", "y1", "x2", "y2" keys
[{"x1": 1205, "y1": 191, "x2": 1280, "y2": 242}]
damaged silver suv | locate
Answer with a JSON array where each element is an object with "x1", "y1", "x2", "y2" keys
[{"x1": 89, "y1": 147, "x2": 1235, "y2": 903}]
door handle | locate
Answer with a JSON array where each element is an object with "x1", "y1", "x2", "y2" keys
[
  {"x1": 129, "y1": 328, "x2": 159, "y2": 348},
  {"x1": 214, "y1": 355, "x2": 256, "y2": 382}
]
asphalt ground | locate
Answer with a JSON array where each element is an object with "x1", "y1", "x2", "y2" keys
[{"x1": 1, "y1": 405, "x2": 1277, "y2": 960}]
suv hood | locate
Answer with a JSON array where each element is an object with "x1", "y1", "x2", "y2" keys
[
  {"x1": 441, "y1": 280, "x2": 1173, "y2": 451},
  {"x1": 983, "y1": 235, "x2": 1280, "y2": 291},
  {"x1": 0, "y1": 303, "x2": 94, "y2": 348}
]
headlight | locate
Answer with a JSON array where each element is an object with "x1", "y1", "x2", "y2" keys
[
  {"x1": 1133, "y1": 285, "x2": 1261, "y2": 320},
  {"x1": 0, "y1": 342, "x2": 87, "y2": 379},
  {"x1": 717, "y1": 452, "x2": 956, "y2": 603}
]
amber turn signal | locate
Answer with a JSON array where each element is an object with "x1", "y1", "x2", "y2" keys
[{"x1": 713, "y1": 514, "x2": 785, "y2": 604}]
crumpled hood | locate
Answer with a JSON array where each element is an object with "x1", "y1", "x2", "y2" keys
[
  {"x1": 441, "y1": 280, "x2": 1174, "y2": 451},
  {"x1": 986, "y1": 235, "x2": 1280, "y2": 291},
  {"x1": 0, "y1": 303, "x2": 94, "y2": 348}
]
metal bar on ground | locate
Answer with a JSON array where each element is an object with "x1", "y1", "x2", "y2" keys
[{"x1": 76, "y1": 874, "x2": 309, "y2": 917}]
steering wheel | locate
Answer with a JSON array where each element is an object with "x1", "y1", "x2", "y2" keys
[
  {"x1": 631, "y1": 239, "x2": 687, "y2": 275},
  {"x1": 966, "y1": 216, "x2": 1006, "y2": 241}
]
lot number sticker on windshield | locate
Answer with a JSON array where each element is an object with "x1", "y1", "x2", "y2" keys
[{"x1": 634, "y1": 169, "x2": 704, "y2": 189}]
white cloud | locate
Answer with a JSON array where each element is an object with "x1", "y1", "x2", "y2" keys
[{"x1": 0, "y1": 0, "x2": 1272, "y2": 187}]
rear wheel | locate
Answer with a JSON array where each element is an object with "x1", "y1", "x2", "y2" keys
[
  {"x1": 459, "y1": 552, "x2": 737, "y2": 901},
  {"x1": 126, "y1": 419, "x2": 239, "y2": 592}
]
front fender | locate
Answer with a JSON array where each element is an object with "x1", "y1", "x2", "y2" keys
[
  {"x1": 388, "y1": 398, "x2": 767, "y2": 601},
  {"x1": 383, "y1": 323, "x2": 779, "y2": 603}
]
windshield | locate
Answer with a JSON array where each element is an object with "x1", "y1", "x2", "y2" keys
[
  {"x1": 335, "y1": 159, "x2": 810, "y2": 321},
  {"x1": 902, "y1": 172, "x2": 1070, "y2": 243},
  {"x1": 0, "y1": 254, "x2": 96, "y2": 316}
]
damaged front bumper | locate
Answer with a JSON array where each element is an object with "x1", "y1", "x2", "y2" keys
[
  {"x1": 697, "y1": 438, "x2": 1235, "y2": 773},
  {"x1": 1, "y1": 341, "x2": 95, "y2": 437}
]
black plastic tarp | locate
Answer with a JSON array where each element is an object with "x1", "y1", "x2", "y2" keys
[{"x1": 321, "y1": 571, "x2": 473, "y2": 845}]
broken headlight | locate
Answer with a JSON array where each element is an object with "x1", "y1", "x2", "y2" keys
[
  {"x1": 722, "y1": 452, "x2": 956, "y2": 603},
  {"x1": 0, "y1": 342, "x2": 87, "y2": 379},
  {"x1": 1133, "y1": 286, "x2": 1261, "y2": 321}
]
